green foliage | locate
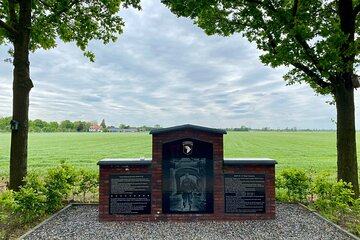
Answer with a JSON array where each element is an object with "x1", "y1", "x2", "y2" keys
[
  {"x1": 347, "y1": 198, "x2": 360, "y2": 235},
  {"x1": 276, "y1": 168, "x2": 310, "y2": 202},
  {"x1": 100, "y1": 119, "x2": 106, "y2": 129},
  {"x1": 0, "y1": 117, "x2": 153, "y2": 132},
  {"x1": 73, "y1": 170, "x2": 98, "y2": 202},
  {"x1": 0, "y1": 189, "x2": 16, "y2": 239},
  {"x1": 310, "y1": 174, "x2": 354, "y2": 220},
  {"x1": 14, "y1": 185, "x2": 47, "y2": 224},
  {"x1": 0, "y1": 174, "x2": 48, "y2": 225},
  {"x1": 59, "y1": 120, "x2": 75, "y2": 132},
  {"x1": 0, "y1": 117, "x2": 11, "y2": 132},
  {"x1": 0, "y1": 131, "x2": 353, "y2": 178},
  {"x1": 0, "y1": 189, "x2": 16, "y2": 222},
  {"x1": 44, "y1": 163, "x2": 77, "y2": 212},
  {"x1": 275, "y1": 169, "x2": 359, "y2": 236},
  {"x1": 162, "y1": 0, "x2": 359, "y2": 94},
  {"x1": 0, "y1": 163, "x2": 99, "y2": 238},
  {"x1": 0, "y1": 116, "x2": 95, "y2": 132},
  {"x1": 1, "y1": 0, "x2": 142, "y2": 58}
]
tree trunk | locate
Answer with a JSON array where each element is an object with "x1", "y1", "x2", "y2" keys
[
  {"x1": 9, "y1": 0, "x2": 33, "y2": 191},
  {"x1": 335, "y1": 80, "x2": 359, "y2": 198}
]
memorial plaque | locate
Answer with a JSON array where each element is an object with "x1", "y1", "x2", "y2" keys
[
  {"x1": 162, "y1": 138, "x2": 214, "y2": 214},
  {"x1": 109, "y1": 174, "x2": 151, "y2": 214},
  {"x1": 224, "y1": 173, "x2": 265, "y2": 213}
]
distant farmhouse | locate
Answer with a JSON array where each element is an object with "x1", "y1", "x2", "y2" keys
[{"x1": 89, "y1": 125, "x2": 103, "y2": 132}]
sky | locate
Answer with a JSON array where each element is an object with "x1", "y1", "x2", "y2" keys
[{"x1": 0, "y1": 0, "x2": 359, "y2": 130}]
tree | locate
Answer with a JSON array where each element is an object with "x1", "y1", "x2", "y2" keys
[
  {"x1": 119, "y1": 123, "x2": 130, "y2": 129},
  {"x1": 0, "y1": 116, "x2": 12, "y2": 131},
  {"x1": 48, "y1": 121, "x2": 59, "y2": 132},
  {"x1": 0, "y1": 0, "x2": 141, "y2": 190},
  {"x1": 100, "y1": 119, "x2": 106, "y2": 129},
  {"x1": 30, "y1": 119, "x2": 48, "y2": 132},
  {"x1": 60, "y1": 120, "x2": 73, "y2": 131},
  {"x1": 163, "y1": 0, "x2": 359, "y2": 197}
]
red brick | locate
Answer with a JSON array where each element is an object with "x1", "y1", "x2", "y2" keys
[{"x1": 98, "y1": 127, "x2": 276, "y2": 221}]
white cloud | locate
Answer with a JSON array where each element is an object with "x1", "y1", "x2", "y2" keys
[{"x1": 0, "y1": 0, "x2": 358, "y2": 129}]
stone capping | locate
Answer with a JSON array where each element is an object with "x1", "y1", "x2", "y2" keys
[
  {"x1": 98, "y1": 124, "x2": 277, "y2": 221},
  {"x1": 97, "y1": 158, "x2": 152, "y2": 166},
  {"x1": 149, "y1": 124, "x2": 227, "y2": 135},
  {"x1": 97, "y1": 158, "x2": 277, "y2": 166},
  {"x1": 224, "y1": 158, "x2": 278, "y2": 165}
]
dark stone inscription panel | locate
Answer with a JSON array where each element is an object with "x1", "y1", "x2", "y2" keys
[
  {"x1": 224, "y1": 174, "x2": 265, "y2": 213},
  {"x1": 109, "y1": 174, "x2": 151, "y2": 214},
  {"x1": 162, "y1": 138, "x2": 214, "y2": 214}
]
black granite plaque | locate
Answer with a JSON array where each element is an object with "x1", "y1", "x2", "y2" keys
[
  {"x1": 162, "y1": 138, "x2": 214, "y2": 214},
  {"x1": 224, "y1": 174, "x2": 265, "y2": 213},
  {"x1": 109, "y1": 174, "x2": 151, "y2": 214}
]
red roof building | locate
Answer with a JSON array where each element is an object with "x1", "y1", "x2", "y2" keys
[{"x1": 89, "y1": 125, "x2": 103, "y2": 132}]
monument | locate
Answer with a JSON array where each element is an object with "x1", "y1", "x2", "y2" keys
[{"x1": 98, "y1": 124, "x2": 277, "y2": 221}]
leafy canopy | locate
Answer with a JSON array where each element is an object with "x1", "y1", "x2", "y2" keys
[
  {"x1": 162, "y1": 0, "x2": 360, "y2": 95},
  {"x1": 0, "y1": 0, "x2": 141, "y2": 61}
]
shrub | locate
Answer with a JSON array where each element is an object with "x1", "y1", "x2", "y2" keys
[
  {"x1": 275, "y1": 169, "x2": 359, "y2": 236},
  {"x1": 346, "y1": 198, "x2": 360, "y2": 235},
  {"x1": 73, "y1": 170, "x2": 98, "y2": 202},
  {"x1": 44, "y1": 163, "x2": 77, "y2": 212},
  {"x1": 276, "y1": 169, "x2": 310, "y2": 202},
  {"x1": 0, "y1": 190, "x2": 16, "y2": 239},
  {"x1": 0, "y1": 190, "x2": 16, "y2": 223},
  {"x1": 14, "y1": 186, "x2": 47, "y2": 224},
  {"x1": 0, "y1": 163, "x2": 100, "y2": 239},
  {"x1": 309, "y1": 174, "x2": 354, "y2": 221}
]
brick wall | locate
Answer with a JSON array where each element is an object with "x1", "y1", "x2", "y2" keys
[
  {"x1": 98, "y1": 164, "x2": 152, "y2": 221},
  {"x1": 151, "y1": 128, "x2": 224, "y2": 221},
  {"x1": 223, "y1": 164, "x2": 276, "y2": 219},
  {"x1": 98, "y1": 127, "x2": 276, "y2": 221}
]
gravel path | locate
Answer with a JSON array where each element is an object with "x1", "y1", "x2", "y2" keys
[{"x1": 22, "y1": 203, "x2": 356, "y2": 240}]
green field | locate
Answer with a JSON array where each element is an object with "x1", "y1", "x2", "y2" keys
[{"x1": 0, "y1": 131, "x2": 359, "y2": 180}]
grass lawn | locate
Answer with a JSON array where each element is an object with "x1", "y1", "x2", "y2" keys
[{"x1": 0, "y1": 131, "x2": 359, "y2": 180}]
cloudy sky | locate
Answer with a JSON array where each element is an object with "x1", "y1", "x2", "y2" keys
[{"x1": 0, "y1": 0, "x2": 359, "y2": 129}]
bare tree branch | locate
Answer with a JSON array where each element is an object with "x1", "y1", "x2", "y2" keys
[
  {"x1": 0, "y1": 19, "x2": 17, "y2": 35},
  {"x1": 258, "y1": 15, "x2": 278, "y2": 51},
  {"x1": 294, "y1": 35, "x2": 326, "y2": 74},
  {"x1": 244, "y1": 0, "x2": 326, "y2": 78},
  {"x1": 292, "y1": 62, "x2": 332, "y2": 89},
  {"x1": 288, "y1": 2, "x2": 327, "y2": 78}
]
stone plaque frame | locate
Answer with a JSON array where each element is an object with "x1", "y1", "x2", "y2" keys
[
  {"x1": 109, "y1": 174, "x2": 151, "y2": 214},
  {"x1": 224, "y1": 173, "x2": 266, "y2": 214}
]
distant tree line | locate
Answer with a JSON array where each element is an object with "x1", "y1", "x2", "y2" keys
[
  {"x1": 0, "y1": 117, "x2": 333, "y2": 132},
  {"x1": 225, "y1": 126, "x2": 334, "y2": 132},
  {"x1": 0, "y1": 117, "x2": 161, "y2": 133},
  {"x1": 226, "y1": 126, "x2": 252, "y2": 132},
  {"x1": 0, "y1": 117, "x2": 94, "y2": 132}
]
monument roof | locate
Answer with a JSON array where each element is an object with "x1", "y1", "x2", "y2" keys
[
  {"x1": 97, "y1": 158, "x2": 152, "y2": 166},
  {"x1": 149, "y1": 124, "x2": 227, "y2": 135},
  {"x1": 224, "y1": 158, "x2": 277, "y2": 165}
]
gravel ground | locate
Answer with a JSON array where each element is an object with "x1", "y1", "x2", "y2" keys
[{"x1": 22, "y1": 203, "x2": 356, "y2": 240}]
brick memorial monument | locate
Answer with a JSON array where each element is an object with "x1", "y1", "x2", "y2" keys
[{"x1": 98, "y1": 124, "x2": 277, "y2": 221}]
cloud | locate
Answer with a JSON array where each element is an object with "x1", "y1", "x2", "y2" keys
[{"x1": 0, "y1": 0, "x2": 358, "y2": 130}]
